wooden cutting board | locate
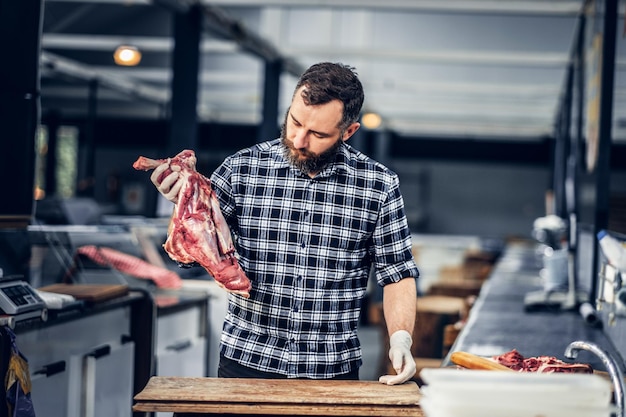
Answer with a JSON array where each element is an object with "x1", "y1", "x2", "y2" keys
[
  {"x1": 450, "y1": 351, "x2": 516, "y2": 372},
  {"x1": 39, "y1": 283, "x2": 129, "y2": 303},
  {"x1": 133, "y1": 376, "x2": 423, "y2": 416}
]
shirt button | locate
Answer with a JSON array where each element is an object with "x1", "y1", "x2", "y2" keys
[{"x1": 300, "y1": 242, "x2": 305, "y2": 248}]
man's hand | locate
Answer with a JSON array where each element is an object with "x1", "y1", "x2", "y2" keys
[
  {"x1": 150, "y1": 163, "x2": 183, "y2": 203},
  {"x1": 378, "y1": 330, "x2": 416, "y2": 385}
]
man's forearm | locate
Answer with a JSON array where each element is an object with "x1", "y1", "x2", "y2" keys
[{"x1": 382, "y1": 277, "x2": 417, "y2": 336}]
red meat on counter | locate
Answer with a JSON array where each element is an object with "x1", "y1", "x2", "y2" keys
[{"x1": 493, "y1": 349, "x2": 593, "y2": 373}]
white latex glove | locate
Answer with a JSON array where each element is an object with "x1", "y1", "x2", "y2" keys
[
  {"x1": 378, "y1": 330, "x2": 416, "y2": 385},
  {"x1": 150, "y1": 163, "x2": 183, "y2": 203}
]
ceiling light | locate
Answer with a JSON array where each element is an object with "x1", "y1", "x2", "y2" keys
[
  {"x1": 361, "y1": 112, "x2": 382, "y2": 130},
  {"x1": 113, "y1": 45, "x2": 142, "y2": 66}
]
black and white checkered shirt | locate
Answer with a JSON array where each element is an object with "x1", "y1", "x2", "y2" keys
[{"x1": 210, "y1": 139, "x2": 419, "y2": 378}]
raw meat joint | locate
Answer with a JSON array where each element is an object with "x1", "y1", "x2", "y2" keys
[
  {"x1": 493, "y1": 349, "x2": 593, "y2": 373},
  {"x1": 133, "y1": 149, "x2": 252, "y2": 298},
  {"x1": 77, "y1": 245, "x2": 182, "y2": 289}
]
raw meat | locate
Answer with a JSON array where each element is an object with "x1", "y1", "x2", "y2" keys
[
  {"x1": 133, "y1": 149, "x2": 251, "y2": 297},
  {"x1": 77, "y1": 245, "x2": 182, "y2": 289},
  {"x1": 492, "y1": 349, "x2": 593, "y2": 374}
]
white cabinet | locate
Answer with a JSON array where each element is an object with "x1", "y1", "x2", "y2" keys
[
  {"x1": 70, "y1": 341, "x2": 135, "y2": 417},
  {"x1": 12, "y1": 291, "x2": 209, "y2": 417},
  {"x1": 156, "y1": 338, "x2": 206, "y2": 377},
  {"x1": 155, "y1": 298, "x2": 208, "y2": 379},
  {"x1": 154, "y1": 296, "x2": 208, "y2": 417},
  {"x1": 177, "y1": 280, "x2": 228, "y2": 377},
  {"x1": 17, "y1": 305, "x2": 135, "y2": 417},
  {"x1": 30, "y1": 360, "x2": 69, "y2": 417}
]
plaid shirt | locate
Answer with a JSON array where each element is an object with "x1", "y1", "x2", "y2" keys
[{"x1": 210, "y1": 139, "x2": 419, "y2": 378}]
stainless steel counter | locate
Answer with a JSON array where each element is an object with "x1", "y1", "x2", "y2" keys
[{"x1": 445, "y1": 241, "x2": 623, "y2": 372}]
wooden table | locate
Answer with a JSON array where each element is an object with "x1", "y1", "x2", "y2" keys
[{"x1": 133, "y1": 377, "x2": 423, "y2": 416}]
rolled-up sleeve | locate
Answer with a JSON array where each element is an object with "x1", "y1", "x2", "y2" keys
[{"x1": 372, "y1": 175, "x2": 419, "y2": 286}]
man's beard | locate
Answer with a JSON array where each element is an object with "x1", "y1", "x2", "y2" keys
[{"x1": 280, "y1": 124, "x2": 344, "y2": 175}]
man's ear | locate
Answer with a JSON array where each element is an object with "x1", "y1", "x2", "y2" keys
[{"x1": 341, "y1": 122, "x2": 361, "y2": 141}]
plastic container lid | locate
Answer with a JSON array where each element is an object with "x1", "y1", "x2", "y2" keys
[
  {"x1": 419, "y1": 368, "x2": 613, "y2": 411},
  {"x1": 420, "y1": 395, "x2": 617, "y2": 417}
]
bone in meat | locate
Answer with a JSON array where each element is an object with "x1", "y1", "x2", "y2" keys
[
  {"x1": 133, "y1": 149, "x2": 251, "y2": 297},
  {"x1": 492, "y1": 349, "x2": 593, "y2": 373}
]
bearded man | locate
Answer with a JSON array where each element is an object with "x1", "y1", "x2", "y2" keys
[{"x1": 151, "y1": 62, "x2": 419, "y2": 384}]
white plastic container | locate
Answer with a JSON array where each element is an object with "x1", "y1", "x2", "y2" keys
[
  {"x1": 598, "y1": 230, "x2": 626, "y2": 272},
  {"x1": 419, "y1": 396, "x2": 616, "y2": 417},
  {"x1": 419, "y1": 368, "x2": 615, "y2": 417},
  {"x1": 542, "y1": 247, "x2": 569, "y2": 291}
]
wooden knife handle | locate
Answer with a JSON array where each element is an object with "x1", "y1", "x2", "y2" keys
[{"x1": 450, "y1": 351, "x2": 516, "y2": 372}]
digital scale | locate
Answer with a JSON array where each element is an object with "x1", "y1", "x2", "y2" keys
[{"x1": 0, "y1": 273, "x2": 48, "y2": 326}]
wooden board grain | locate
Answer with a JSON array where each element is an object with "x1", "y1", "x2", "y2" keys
[
  {"x1": 450, "y1": 351, "x2": 516, "y2": 372},
  {"x1": 135, "y1": 377, "x2": 421, "y2": 405},
  {"x1": 133, "y1": 402, "x2": 424, "y2": 416},
  {"x1": 133, "y1": 377, "x2": 423, "y2": 416}
]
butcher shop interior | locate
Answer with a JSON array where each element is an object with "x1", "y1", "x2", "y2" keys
[{"x1": 2, "y1": 0, "x2": 626, "y2": 416}]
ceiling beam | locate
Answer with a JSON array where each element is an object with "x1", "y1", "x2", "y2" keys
[
  {"x1": 42, "y1": 34, "x2": 238, "y2": 53},
  {"x1": 44, "y1": 0, "x2": 585, "y2": 16},
  {"x1": 207, "y1": 1, "x2": 584, "y2": 16},
  {"x1": 390, "y1": 119, "x2": 554, "y2": 139},
  {"x1": 195, "y1": 4, "x2": 305, "y2": 76},
  {"x1": 41, "y1": 51, "x2": 169, "y2": 104},
  {"x1": 282, "y1": 47, "x2": 570, "y2": 68}
]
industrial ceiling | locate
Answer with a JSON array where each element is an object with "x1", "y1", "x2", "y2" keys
[{"x1": 39, "y1": 0, "x2": 626, "y2": 142}]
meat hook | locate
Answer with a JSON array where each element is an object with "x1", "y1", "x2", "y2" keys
[{"x1": 564, "y1": 340, "x2": 625, "y2": 417}]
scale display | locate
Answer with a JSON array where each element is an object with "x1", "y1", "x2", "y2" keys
[{"x1": 0, "y1": 280, "x2": 46, "y2": 315}]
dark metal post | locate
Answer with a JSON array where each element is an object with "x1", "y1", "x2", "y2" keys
[
  {"x1": 0, "y1": 0, "x2": 43, "y2": 228},
  {"x1": 593, "y1": 0, "x2": 617, "y2": 233},
  {"x1": 374, "y1": 129, "x2": 391, "y2": 167},
  {"x1": 76, "y1": 79, "x2": 98, "y2": 197},
  {"x1": 168, "y1": 5, "x2": 202, "y2": 156},
  {"x1": 589, "y1": 0, "x2": 618, "y2": 300},
  {"x1": 553, "y1": 85, "x2": 570, "y2": 220},
  {"x1": 45, "y1": 111, "x2": 61, "y2": 197},
  {"x1": 571, "y1": 12, "x2": 586, "y2": 240},
  {"x1": 258, "y1": 59, "x2": 282, "y2": 143}
]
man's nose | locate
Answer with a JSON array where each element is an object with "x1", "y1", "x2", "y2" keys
[{"x1": 292, "y1": 129, "x2": 307, "y2": 149}]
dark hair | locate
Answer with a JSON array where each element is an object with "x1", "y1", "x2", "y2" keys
[{"x1": 294, "y1": 62, "x2": 364, "y2": 131}]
